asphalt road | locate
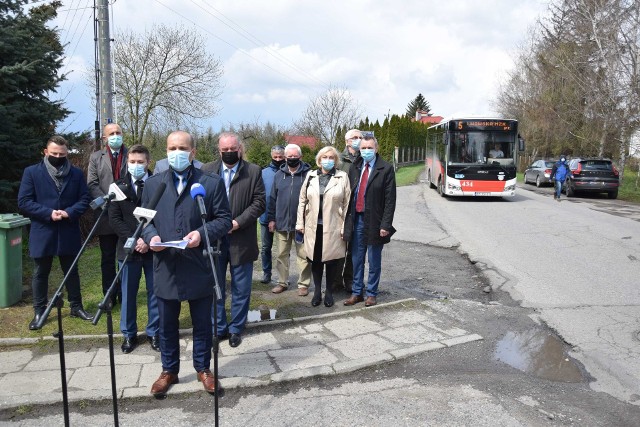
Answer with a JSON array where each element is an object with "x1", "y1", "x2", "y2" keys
[{"x1": 425, "y1": 180, "x2": 640, "y2": 404}]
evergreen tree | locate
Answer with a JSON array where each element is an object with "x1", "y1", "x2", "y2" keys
[
  {"x1": 0, "y1": 0, "x2": 68, "y2": 212},
  {"x1": 405, "y1": 93, "x2": 431, "y2": 119}
]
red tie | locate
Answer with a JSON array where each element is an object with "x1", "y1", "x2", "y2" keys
[{"x1": 356, "y1": 163, "x2": 369, "y2": 212}]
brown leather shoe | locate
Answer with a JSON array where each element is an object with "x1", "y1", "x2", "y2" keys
[
  {"x1": 343, "y1": 295, "x2": 364, "y2": 306},
  {"x1": 272, "y1": 284, "x2": 287, "y2": 294},
  {"x1": 197, "y1": 369, "x2": 219, "y2": 394},
  {"x1": 298, "y1": 287, "x2": 309, "y2": 296},
  {"x1": 150, "y1": 371, "x2": 179, "y2": 396},
  {"x1": 365, "y1": 296, "x2": 377, "y2": 307}
]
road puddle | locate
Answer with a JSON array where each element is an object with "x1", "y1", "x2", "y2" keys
[
  {"x1": 494, "y1": 329, "x2": 584, "y2": 382},
  {"x1": 247, "y1": 307, "x2": 277, "y2": 322}
]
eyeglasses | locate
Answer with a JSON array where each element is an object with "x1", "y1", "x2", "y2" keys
[{"x1": 349, "y1": 137, "x2": 362, "y2": 141}]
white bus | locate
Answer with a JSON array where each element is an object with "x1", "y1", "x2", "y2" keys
[{"x1": 425, "y1": 117, "x2": 524, "y2": 197}]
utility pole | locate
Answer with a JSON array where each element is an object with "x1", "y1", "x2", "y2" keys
[{"x1": 94, "y1": 0, "x2": 114, "y2": 150}]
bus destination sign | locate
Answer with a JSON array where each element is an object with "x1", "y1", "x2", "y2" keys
[{"x1": 453, "y1": 120, "x2": 516, "y2": 132}]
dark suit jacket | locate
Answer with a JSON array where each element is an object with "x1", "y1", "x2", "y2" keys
[
  {"x1": 18, "y1": 161, "x2": 90, "y2": 258},
  {"x1": 108, "y1": 172, "x2": 154, "y2": 261},
  {"x1": 141, "y1": 168, "x2": 232, "y2": 301},
  {"x1": 87, "y1": 147, "x2": 128, "y2": 235},
  {"x1": 344, "y1": 154, "x2": 397, "y2": 245},
  {"x1": 201, "y1": 159, "x2": 265, "y2": 266}
]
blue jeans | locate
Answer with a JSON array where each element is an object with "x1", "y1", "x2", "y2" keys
[
  {"x1": 351, "y1": 213, "x2": 384, "y2": 297},
  {"x1": 554, "y1": 180, "x2": 563, "y2": 198},
  {"x1": 119, "y1": 257, "x2": 158, "y2": 338},
  {"x1": 213, "y1": 248, "x2": 253, "y2": 335},
  {"x1": 157, "y1": 295, "x2": 213, "y2": 374},
  {"x1": 260, "y1": 223, "x2": 273, "y2": 275}
]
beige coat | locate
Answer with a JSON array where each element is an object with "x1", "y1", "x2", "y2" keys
[{"x1": 296, "y1": 170, "x2": 351, "y2": 262}]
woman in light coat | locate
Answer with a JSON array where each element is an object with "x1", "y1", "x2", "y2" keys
[{"x1": 296, "y1": 146, "x2": 351, "y2": 307}]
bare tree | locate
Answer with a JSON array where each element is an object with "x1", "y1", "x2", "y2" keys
[
  {"x1": 496, "y1": 0, "x2": 640, "y2": 177},
  {"x1": 113, "y1": 25, "x2": 223, "y2": 144},
  {"x1": 294, "y1": 85, "x2": 360, "y2": 146}
]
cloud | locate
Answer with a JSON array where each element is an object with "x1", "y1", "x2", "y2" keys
[{"x1": 51, "y1": 0, "x2": 549, "y2": 133}]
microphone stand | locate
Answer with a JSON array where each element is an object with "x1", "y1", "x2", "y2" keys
[
  {"x1": 35, "y1": 199, "x2": 110, "y2": 427},
  {"x1": 200, "y1": 214, "x2": 223, "y2": 427},
  {"x1": 92, "y1": 217, "x2": 150, "y2": 427}
]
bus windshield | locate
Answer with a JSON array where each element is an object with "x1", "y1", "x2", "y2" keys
[{"x1": 449, "y1": 131, "x2": 515, "y2": 165}]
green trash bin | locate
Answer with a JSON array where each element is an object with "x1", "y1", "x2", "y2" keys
[{"x1": 0, "y1": 213, "x2": 31, "y2": 308}]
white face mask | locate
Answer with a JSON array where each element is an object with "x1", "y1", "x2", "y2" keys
[
  {"x1": 360, "y1": 148, "x2": 375, "y2": 162},
  {"x1": 321, "y1": 159, "x2": 335, "y2": 170},
  {"x1": 128, "y1": 163, "x2": 146, "y2": 179},
  {"x1": 168, "y1": 150, "x2": 191, "y2": 172},
  {"x1": 107, "y1": 135, "x2": 123, "y2": 150}
]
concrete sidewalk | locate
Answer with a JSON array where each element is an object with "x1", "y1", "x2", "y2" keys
[{"x1": 0, "y1": 298, "x2": 482, "y2": 410}]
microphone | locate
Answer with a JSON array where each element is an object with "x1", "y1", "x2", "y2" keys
[
  {"x1": 89, "y1": 182, "x2": 128, "y2": 210},
  {"x1": 190, "y1": 183, "x2": 207, "y2": 218},
  {"x1": 124, "y1": 182, "x2": 167, "y2": 253}
]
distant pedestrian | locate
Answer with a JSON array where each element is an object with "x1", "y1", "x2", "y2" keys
[
  {"x1": 296, "y1": 146, "x2": 351, "y2": 307},
  {"x1": 343, "y1": 134, "x2": 396, "y2": 307},
  {"x1": 550, "y1": 155, "x2": 570, "y2": 201},
  {"x1": 259, "y1": 145, "x2": 285, "y2": 284},
  {"x1": 18, "y1": 135, "x2": 93, "y2": 330},
  {"x1": 333, "y1": 129, "x2": 362, "y2": 293},
  {"x1": 268, "y1": 144, "x2": 312, "y2": 296}
]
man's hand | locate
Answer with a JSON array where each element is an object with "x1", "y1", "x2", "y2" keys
[
  {"x1": 51, "y1": 210, "x2": 64, "y2": 221},
  {"x1": 380, "y1": 229, "x2": 389, "y2": 238},
  {"x1": 184, "y1": 230, "x2": 201, "y2": 248},
  {"x1": 149, "y1": 235, "x2": 165, "y2": 252},
  {"x1": 268, "y1": 221, "x2": 275, "y2": 233},
  {"x1": 229, "y1": 219, "x2": 240, "y2": 234},
  {"x1": 135, "y1": 238, "x2": 149, "y2": 254},
  {"x1": 59, "y1": 210, "x2": 69, "y2": 219}
]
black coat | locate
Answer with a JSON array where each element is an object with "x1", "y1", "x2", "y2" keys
[
  {"x1": 343, "y1": 155, "x2": 397, "y2": 245},
  {"x1": 141, "y1": 168, "x2": 232, "y2": 301},
  {"x1": 108, "y1": 172, "x2": 154, "y2": 261},
  {"x1": 201, "y1": 159, "x2": 266, "y2": 266}
]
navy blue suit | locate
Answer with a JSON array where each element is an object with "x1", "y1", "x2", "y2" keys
[
  {"x1": 18, "y1": 161, "x2": 90, "y2": 313},
  {"x1": 142, "y1": 167, "x2": 232, "y2": 374}
]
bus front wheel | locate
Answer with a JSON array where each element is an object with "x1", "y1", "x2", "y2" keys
[{"x1": 438, "y1": 177, "x2": 445, "y2": 197}]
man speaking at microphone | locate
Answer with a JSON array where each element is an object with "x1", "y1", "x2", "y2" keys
[{"x1": 141, "y1": 131, "x2": 232, "y2": 397}]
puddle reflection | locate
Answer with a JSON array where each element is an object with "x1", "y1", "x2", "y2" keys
[
  {"x1": 495, "y1": 329, "x2": 583, "y2": 382},
  {"x1": 247, "y1": 308, "x2": 277, "y2": 323}
]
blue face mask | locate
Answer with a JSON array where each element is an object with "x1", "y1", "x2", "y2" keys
[
  {"x1": 360, "y1": 148, "x2": 375, "y2": 162},
  {"x1": 350, "y1": 138, "x2": 361, "y2": 150},
  {"x1": 128, "y1": 163, "x2": 146, "y2": 179},
  {"x1": 321, "y1": 159, "x2": 335, "y2": 170},
  {"x1": 168, "y1": 150, "x2": 191, "y2": 172},
  {"x1": 107, "y1": 135, "x2": 123, "y2": 150}
]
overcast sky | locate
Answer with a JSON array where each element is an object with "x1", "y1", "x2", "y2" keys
[{"x1": 51, "y1": 0, "x2": 549, "y2": 135}]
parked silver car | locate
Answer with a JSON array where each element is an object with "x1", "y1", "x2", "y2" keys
[{"x1": 524, "y1": 160, "x2": 555, "y2": 187}]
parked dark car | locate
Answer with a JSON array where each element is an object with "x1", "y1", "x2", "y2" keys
[
  {"x1": 564, "y1": 158, "x2": 619, "y2": 199},
  {"x1": 523, "y1": 160, "x2": 555, "y2": 187}
]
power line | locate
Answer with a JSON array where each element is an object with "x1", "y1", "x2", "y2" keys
[
  {"x1": 151, "y1": 0, "x2": 324, "y2": 94},
  {"x1": 188, "y1": 0, "x2": 330, "y2": 90}
]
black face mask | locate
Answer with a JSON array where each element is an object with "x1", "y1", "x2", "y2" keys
[
  {"x1": 272, "y1": 159, "x2": 285, "y2": 168},
  {"x1": 48, "y1": 156, "x2": 67, "y2": 168},
  {"x1": 286, "y1": 158, "x2": 301, "y2": 168},
  {"x1": 221, "y1": 151, "x2": 239, "y2": 165}
]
